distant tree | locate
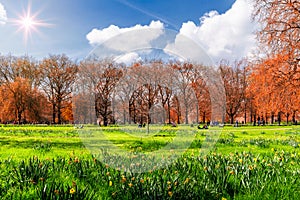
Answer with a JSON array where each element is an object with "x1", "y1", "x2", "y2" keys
[
  {"x1": 79, "y1": 59, "x2": 123, "y2": 126},
  {"x1": 0, "y1": 55, "x2": 47, "y2": 123},
  {"x1": 171, "y1": 62, "x2": 198, "y2": 124},
  {"x1": 40, "y1": 54, "x2": 78, "y2": 124},
  {"x1": 220, "y1": 60, "x2": 247, "y2": 124}
]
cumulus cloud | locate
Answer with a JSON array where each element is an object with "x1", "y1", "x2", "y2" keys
[
  {"x1": 115, "y1": 52, "x2": 141, "y2": 65},
  {"x1": 0, "y1": 3, "x2": 7, "y2": 25},
  {"x1": 164, "y1": 34, "x2": 214, "y2": 66},
  {"x1": 86, "y1": 20, "x2": 164, "y2": 52},
  {"x1": 167, "y1": 0, "x2": 257, "y2": 63},
  {"x1": 87, "y1": 0, "x2": 257, "y2": 64}
]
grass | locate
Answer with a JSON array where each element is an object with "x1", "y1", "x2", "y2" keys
[{"x1": 0, "y1": 124, "x2": 300, "y2": 199}]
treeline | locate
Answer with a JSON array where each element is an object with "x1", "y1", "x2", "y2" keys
[
  {"x1": 0, "y1": 0, "x2": 298, "y2": 125},
  {"x1": 0, "y1": 54, "x2": 298, "y2": 125}
]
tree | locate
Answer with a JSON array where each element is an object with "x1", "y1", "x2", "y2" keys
[
  {"x1": 79, "y1": 59, "x2": 123, "y2": 126},
  {"x1": 0, "y1": 55, "x2": 47, "y2": 123},
  {"x1": 253, "y1": 0, "x2": 300, "y2": 84},
  {"x1": 40, "y1": 54, "x2": 78, "y2": 124},
  {"x1": 171, "y1": 62, "x2": 197, "y2": 124},
  {"x1": 220, "y1": 60, "x2": 247, "y2": 124}
]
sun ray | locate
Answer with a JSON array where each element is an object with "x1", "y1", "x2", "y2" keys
[{"x1": 11, "y1": 3, "x2": 52, "y2": 44}]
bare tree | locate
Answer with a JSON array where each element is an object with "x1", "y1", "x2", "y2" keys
[
  {"x1": 220, "y1": 60, "x2": 247, "y2": 124},
  {"x1": 40, "y1": 54, "x2": 78, "y2": 124}
]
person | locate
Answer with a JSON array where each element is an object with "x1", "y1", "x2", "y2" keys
[{"x1": 198, "y1": 124, "x2": 208, "y2": 129}]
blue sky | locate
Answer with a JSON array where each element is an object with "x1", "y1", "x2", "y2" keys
[{"x1": 0, "y1": 0, "x2": 256, "y2": 63}]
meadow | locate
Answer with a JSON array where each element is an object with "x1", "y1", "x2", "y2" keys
[{"x1": 0, "y1": 124, "x2": 299, "y2": 199}]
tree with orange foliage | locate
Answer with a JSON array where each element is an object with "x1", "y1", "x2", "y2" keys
[
  {"x1": 220, "y1": 60, "x2": 247, "y2": 124},
  {"x1": 0, "y1": 55, "x2": 48, "y2": 123},
  {"x1": 253, "y1": 0, "x2": 300, "y2": 84},
  {"x1": 252, "y1": 0, "x2": 300, "y2": 124},
  {"x1": 40, "y1": 54, "x2": 78, "y2": 124}
]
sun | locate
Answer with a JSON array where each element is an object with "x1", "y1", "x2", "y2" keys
[
  {"x1": 21, "y1": 16, "x2": 35, "y2": 30},
  {"x1": 12, "y1": 4, "x2": 51, "y2": 43}
]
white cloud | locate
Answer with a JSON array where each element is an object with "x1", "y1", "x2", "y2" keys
[
  {"x1": 86, "y1": 20, "x2": 164, "y2": 52},
  {"x1": 87, "y1": 0, "x2": 257, "y2": 64},
  {"x1": 164, "y1": 34, "x2": 214, "y2": 66},
  {"x1": 168, "y1": 0, "x2": 257, "y2": 63},
  {"x1": 115, "y1": 52, "x2": 141, "y2": 65},
  {"x1": 0, "y1": 3, "x2": 7, "y2": 25}
]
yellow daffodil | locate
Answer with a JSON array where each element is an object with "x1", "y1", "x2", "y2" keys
[{"x1": 70, "y1": 188, "x2": 76, "y2": 194}]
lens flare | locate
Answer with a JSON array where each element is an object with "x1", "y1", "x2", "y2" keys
[{"x1": 12, "y1": 4, "x2": 51, "y2": 43}]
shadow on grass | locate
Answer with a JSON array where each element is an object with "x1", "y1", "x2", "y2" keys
[{"x1": 0, "y1": 138, "x2": 84, "y2": 150}]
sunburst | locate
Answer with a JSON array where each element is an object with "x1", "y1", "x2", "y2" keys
[{"x1": 12, "y1": 4, "x2": 51, "y2": 43}]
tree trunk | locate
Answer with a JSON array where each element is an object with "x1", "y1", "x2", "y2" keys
[
  {"x1": 185, "y1": 106, "x2": 189, "y2": 124},
  {"x1": 230, "y1": 114, "x2": 234, "y2": 125},
  {"x1": 57, "y1": 100, "x2": 62, "y2": 124},
  {"x1": 52, "y1": 103, "x2": 56, "y2": 124},
  {"x1": 278, "y1": 112, "x2": 281, "y2": 125},
  {"x1": 253, "y1": 113, "x2": 256, "y2": 126},
  {"x1": 168, "y1": 102, "x2": 171, "y2": 124}
]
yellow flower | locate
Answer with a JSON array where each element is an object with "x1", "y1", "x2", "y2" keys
[
  {"x1": 167, "y1": 181, "x2": 171, "y2": 185},
  {"x1": 74, "y1": 157, "x2": 79, "y2": 163},
  {"x1": 267, "y1": 163, "x2": 272, "y2": 167},
  {"x1": 168, "y1": 191, "x2": 173, "y2": 197},
  {"x1": 131, "y1": 177, "x2": 135, "y2": 181},
  {"x1": 203, "y1": 166, "x2": 208, "y2": 171},
  {"x1": 229, "y1": 170, "x2": 235, "y2": 175},
  {"x1": 248, "y1": 165, "x2": 253, "y2": 170},
  {"x1": 128, "y1": 183, "x2": 133, "y2": 187},
  {"x1": 121, "y1": 176, "x2": 127, "y2": 183},
  {"x1": 109, "y1": 181, "x2": 113, "y2": 186},
  {"x1": 70, "y1": 188, "x2": 76, "y2": 194},
  {"x1": 253, "y1": 158, "x2": 257, "y2": 162},
  {"x1": 140, "y1": 179, "x2": 144, "y2": 184},
  {"x1": 271, "y1": 148, "x2": 274, "y2": 152},
  {"x1": 239, "y1": 159, "x2": 243, "y2": 163},
  {"x1": 291, "y1": 161, "x2": 295, "y2": 165},
  {"x1": 291, "y1": 153, "x2": 295, "y2": 158},
  {"x1": 222, "y1": 197, "x2": 227, "y2": 200},
  {"x1": 184, "y1": 178, "x2": 190, "y2": 184}
]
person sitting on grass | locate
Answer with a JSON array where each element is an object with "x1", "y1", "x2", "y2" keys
[{"x1": 198, "y1": 124, "x2": 208, "y2": 129}]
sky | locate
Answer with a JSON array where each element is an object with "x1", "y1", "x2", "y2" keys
[{"x1": 0, "y1": 0, "x2": 257, "y2": 64}]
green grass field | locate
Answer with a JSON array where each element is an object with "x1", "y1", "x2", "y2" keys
[{"x1": 0, "y1": 125, "x2": 299, "y2": 199}]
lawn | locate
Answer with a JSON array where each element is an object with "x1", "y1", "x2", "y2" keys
[{"x1": 0, "y1": 124, "x2": 299, "y2": 199}]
